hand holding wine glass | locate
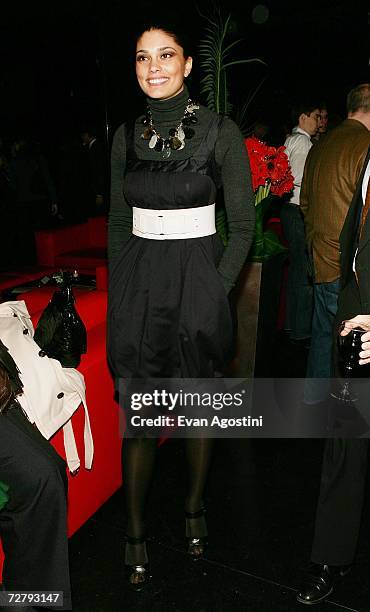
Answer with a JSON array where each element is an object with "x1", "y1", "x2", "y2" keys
[
  {"x1": 331, "y1": 316, "x2": 370, "y2": 403},
  {"x1": 340, "y1": 315, "x2": 370, "y2": 365}
]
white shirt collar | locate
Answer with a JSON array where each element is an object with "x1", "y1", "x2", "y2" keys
[{"x1": 292, "y1": 126, "x2": 311, "y2": 138}]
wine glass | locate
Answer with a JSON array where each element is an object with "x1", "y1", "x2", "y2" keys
[{"x1": 331, "y1": 325, "x2": 366, "y2": 403}]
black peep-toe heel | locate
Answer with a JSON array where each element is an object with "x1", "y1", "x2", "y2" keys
[
  {"x1": 125, "y1": 535, "x2": 150, "y2": 591},
  {"x1": 185, "y1": 508, "x2": 208, "y2": 559}
]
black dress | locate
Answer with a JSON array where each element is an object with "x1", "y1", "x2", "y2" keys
[{"x1": 108, "y1": 115, "x2": 233, "y2": 379}]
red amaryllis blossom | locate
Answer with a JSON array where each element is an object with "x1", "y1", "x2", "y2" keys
[{"x1": 245, "y1": 137, "x2": 294, "y2": 197}]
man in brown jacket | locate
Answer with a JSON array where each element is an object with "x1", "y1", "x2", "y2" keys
[
  {"x1": 297, "y1": 85, "x2": 370, "y2": 605},
  {"x1": 301, "y1": 84, "x2": 370, "y2": 406}
]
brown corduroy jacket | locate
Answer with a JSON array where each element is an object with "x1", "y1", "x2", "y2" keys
[{"x1": 300, "y1": 119, "x2": 370, "y2": 283}]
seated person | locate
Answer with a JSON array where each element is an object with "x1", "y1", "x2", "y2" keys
[{"x1": 0, "y1": 341, "x2": 71, "y2": 611}]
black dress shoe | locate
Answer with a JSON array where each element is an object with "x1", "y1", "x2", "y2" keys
[{"x1": 296, "y1": 563, "x2": 351, "y2": 605}]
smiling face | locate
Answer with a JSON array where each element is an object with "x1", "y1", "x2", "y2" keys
[{"x1": 135, "y1": 28, "x2": 193, "y2": 101}]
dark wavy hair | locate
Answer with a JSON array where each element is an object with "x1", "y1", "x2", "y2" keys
[
  {"x1": 291, "y1": 101, "x2": 320, "y2": 126},
  {"x1": 132, "y1": 19, "x2": 194, "y2": 59}
]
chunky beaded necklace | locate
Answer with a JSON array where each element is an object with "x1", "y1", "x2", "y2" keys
[{"x1": 141, "y1": 99, "x2": 199, "y2": 159}]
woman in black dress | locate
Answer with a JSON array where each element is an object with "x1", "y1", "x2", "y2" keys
[{"x1": 108, "y1": 21, "x2": 255, "y2": 588}]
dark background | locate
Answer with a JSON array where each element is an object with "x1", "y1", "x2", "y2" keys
[{"x1": 0, "y1": 0, "x2": 368, "y2": 161}]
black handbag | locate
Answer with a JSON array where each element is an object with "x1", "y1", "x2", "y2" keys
[{"x1": 34, "y1": 272, "x2": 87, "y2": 368}]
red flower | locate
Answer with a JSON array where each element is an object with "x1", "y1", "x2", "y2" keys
[{"x1": 245, "y1": 137, "x2": 294, "y2": 198}]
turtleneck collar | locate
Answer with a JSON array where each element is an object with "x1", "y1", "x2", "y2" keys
[{"x1": 146, "y1": 86, "x2": 190, "y2": 124}]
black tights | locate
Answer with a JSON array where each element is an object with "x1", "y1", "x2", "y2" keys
[{"x1": 122, "y1": 437, "x2": 214, "y2": 540}]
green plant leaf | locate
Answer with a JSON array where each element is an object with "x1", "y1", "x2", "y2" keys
[
  {"x1": 223, "y1": 58, "x2": 267, "y2": 69},
  {"x1": 199, "y1": 7, "x2": 270, "y2": 254}
]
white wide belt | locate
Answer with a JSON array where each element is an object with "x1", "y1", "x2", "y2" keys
[{"x1": 132, "y1": 204, "x2": 216, "y2": 240}]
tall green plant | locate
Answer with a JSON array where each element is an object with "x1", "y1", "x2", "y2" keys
[
  {"x1": 198, "y1": 9, "x2": 266, "y2": 245},
  {"x1": 199, "y1": 11, "x2": 266, "y2": 117}
]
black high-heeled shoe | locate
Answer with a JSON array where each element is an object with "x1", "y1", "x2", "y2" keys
[
  {"x1": 125, "y1": 535, "x2": 149, "y2": 591},
  {"x1": 185, "y1": 508, "x2": 208, "y2": 559}
]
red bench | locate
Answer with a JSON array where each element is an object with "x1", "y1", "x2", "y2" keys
[{"x1": 35, "y1": 216, "x2": 108, "y2": 274}]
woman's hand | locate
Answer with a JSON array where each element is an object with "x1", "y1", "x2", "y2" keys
[{"x1": 340, "y1": 315, "x2": 370, "y2": 365}]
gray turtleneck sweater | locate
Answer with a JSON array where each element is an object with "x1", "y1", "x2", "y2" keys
[{"x1": 108, "y1": 87, "x2": 255, "y2": 294}]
